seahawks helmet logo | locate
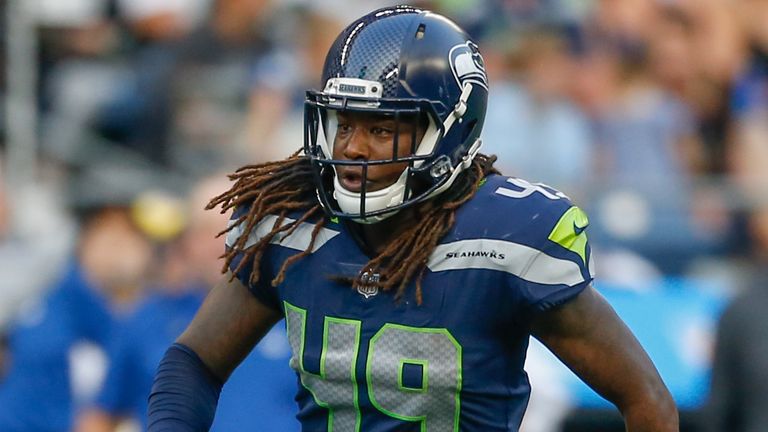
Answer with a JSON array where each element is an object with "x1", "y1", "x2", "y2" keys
[{"x1": 449, "y1": 41, "x2": 488, "y2": 90}]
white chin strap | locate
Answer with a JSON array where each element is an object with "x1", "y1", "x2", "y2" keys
[
  {"x1": 332, "y1": 136, "x2": 482, "y2": 225},
  {"x1": 333, "y1": 168, "x2": 409, "y2": 224}
]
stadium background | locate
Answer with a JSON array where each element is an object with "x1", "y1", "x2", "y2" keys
[{"x1": 1, "y1": 0, "x2": 766, "y2": 431}]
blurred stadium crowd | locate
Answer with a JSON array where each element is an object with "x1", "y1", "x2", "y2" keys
[{"x1": 0, "y1": 0, "x2": 767, "y2": 431}]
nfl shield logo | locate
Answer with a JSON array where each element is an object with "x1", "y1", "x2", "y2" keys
[{"x1": 356, "y1": 271, "x2": 380, "y2": 299}]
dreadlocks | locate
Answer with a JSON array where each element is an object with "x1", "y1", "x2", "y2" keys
[{"x1": 209, "y1": 152, "x2": 499, "y2": 304}]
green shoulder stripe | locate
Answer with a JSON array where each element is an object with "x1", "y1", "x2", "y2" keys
[{"x1": 548, "y1": 206, "x2": 589, "y2": 265}]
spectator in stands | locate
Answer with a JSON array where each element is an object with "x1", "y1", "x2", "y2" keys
[
  {"x1": 243, "y1": 7, "x2": 345, "y2": 163},
  {"x1": 75, "y1": 175, "x2": 297, "y2": 432},
  {"x1": 727, "y1": 0, "x2": 768, "y2": 262},
  {"x1": 481, "y1": 27, "x2": 595, "y2": 194},
  {"x1": 646, "y1": 1, "x2": 744, "y2": 174},
  {"x1": 0, "y1": 162, "x2": 74, "y2": 334},
  {"x1": 116, "y1": 0, "x2": 210, "y2": 44},
  {"x1": 0, "y1": 204, "x2": 153, "y2": 432},
  {"x1": 97, "y1": 0, "x2": 274, "y2": 174},
  {"x1": 33, "y1": 0, "x2": 124, "y2": 165},
  {"x1": 569, "y1": 8, "x2": 723, "y2": 274}
]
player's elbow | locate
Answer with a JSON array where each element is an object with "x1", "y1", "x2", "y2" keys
[
  {"x1": 648, "y1": 388, "x2": 679, "y2": 423},
  {"x1": 620, "y1": 384, "x2": 679, "y2": 431}
]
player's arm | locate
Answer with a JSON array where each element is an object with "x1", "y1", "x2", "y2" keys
[
  {"x1": 175, "y1": 271, "x2": 282, "y2": 380},
  {"x1": 530, "y1": 285, "x2": 679, "y2": 432},
  {"x1": 147, "y1": 272, "x2": 282, "y2": 431}
]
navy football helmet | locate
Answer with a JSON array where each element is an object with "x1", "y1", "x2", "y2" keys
[{"x1": 304, "y1": 6, "x2": 488, "y2": 223}]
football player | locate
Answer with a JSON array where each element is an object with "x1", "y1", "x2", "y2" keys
[{"x1": 148, "y1": 6, "x2": 678, "y2": 431}]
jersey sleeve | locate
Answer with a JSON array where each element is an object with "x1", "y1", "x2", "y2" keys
[
  {"x1": 517, "y1": 204, "x2": 594, "y2": 314},
  {"x1": 224, "y1": 204, "x2": 282, "y2": 312}
]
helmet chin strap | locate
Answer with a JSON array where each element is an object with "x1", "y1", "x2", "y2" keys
[
  {"x1": 424, "y1": 137, "x2": 482, "y2": 200},
  {"x1": 333, "y1": 169, "x2": 409, "y2": 224},
  {"x1": 332, "y1": 136, "x2": 482, "y2": 225}
]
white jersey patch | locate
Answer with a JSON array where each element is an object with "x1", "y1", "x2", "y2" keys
[
  {"x1": 226, "y1": 215, "x2": 340, "y2": 253},
  {"x1": 427, "y1": 239, "x2": 585, "y2": 287}
]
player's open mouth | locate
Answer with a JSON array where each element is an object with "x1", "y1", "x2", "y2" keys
[{"x1": 339, "y1": 171, "x2": 365, "y2": 192}]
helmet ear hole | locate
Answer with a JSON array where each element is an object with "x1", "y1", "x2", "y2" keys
[{"x1": 415, "y1": 24, "x2": 426, "y2": 39}]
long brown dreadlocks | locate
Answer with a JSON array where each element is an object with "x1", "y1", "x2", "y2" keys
[{"x1": 208, "y1": 151, "x2": 499, "y2": 304}]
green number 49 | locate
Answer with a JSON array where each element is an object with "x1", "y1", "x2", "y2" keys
[{"x1": 284, "y1": 302, "x2": 463, "y2": 432}]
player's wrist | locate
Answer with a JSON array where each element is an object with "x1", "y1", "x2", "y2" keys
[{"x1": 147, "y1": 343, "x2": 223, "y2": 431}]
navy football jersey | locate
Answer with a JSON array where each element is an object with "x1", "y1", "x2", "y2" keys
[{"x1": 226, "y1": 174, "x2": 594, "y2": 432}]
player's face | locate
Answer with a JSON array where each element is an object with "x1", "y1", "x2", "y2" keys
[{"x1": 332, "y1": 111, "x2": 425, "y2": 192}]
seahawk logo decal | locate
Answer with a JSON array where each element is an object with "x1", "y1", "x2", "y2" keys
[
  {"x1": 449, "y1": 41, "x2": 488, "y2": 90},
  {"x1": 356, "y1": 270, "x2": 380, "y2": 299}
]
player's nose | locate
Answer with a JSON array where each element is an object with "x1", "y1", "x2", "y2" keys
[{"x1": 341, "y1": 126, "x2": 370, "y2": 160}]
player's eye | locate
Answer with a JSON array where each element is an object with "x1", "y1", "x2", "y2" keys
[
  {"x1": 370, "y1": 126, "x2": 393, "y2": 137},
  {"x1": 337, "y1": 123, "x2": 352, "y2": 135}
]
